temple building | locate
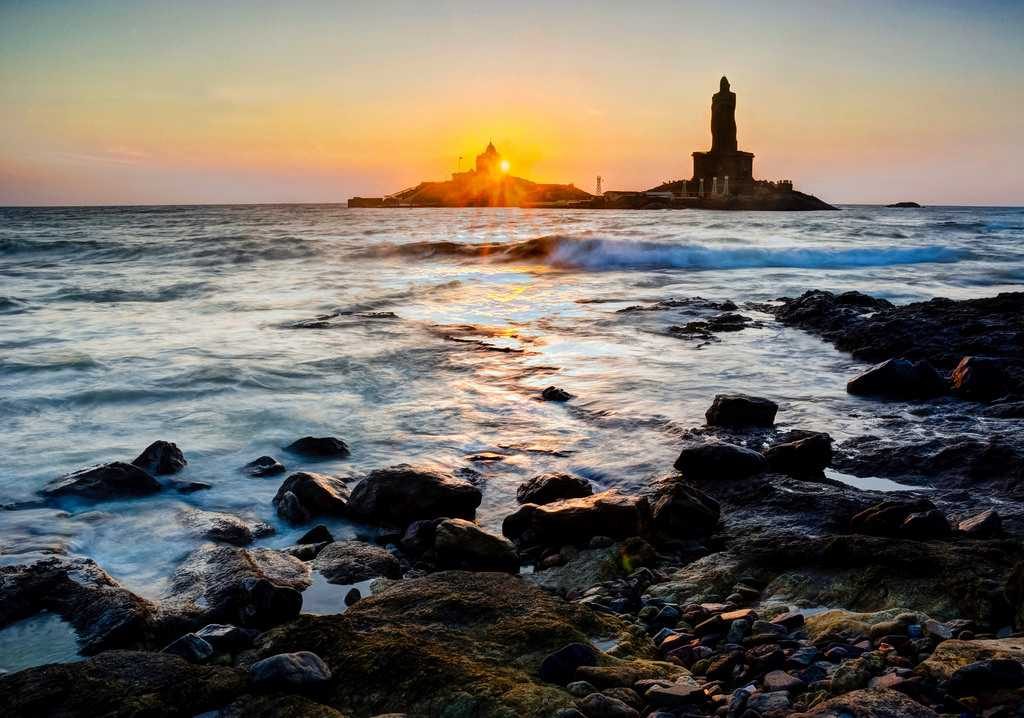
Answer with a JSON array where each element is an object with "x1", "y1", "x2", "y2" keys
[{"x1": 691, "y1": 77, "x2": 755, "y2": 195}]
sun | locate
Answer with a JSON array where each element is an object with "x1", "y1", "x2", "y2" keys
[{"x1": 499, "y1": 159, "x2": 510, "y2": 173}]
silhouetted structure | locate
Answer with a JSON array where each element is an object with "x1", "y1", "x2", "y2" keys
[{"x1": 691, "y1": 77, "x2": 754, "y2": 195}]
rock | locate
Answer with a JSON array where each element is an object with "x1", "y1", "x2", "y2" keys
[
  {"x1": 248, "y1": 651, "x2": 332, "y2": 694},
  {"x1": 645, "y1": 477, "x2": 720, "y2": 540},
  {"x1": 567, "y1": 680, "x2": 598, "y2": 697},
  {"x1": 42, "y1": 462, "x2": 161, "y2": 501},
  {"x1": 525, "y1": 545, "x2": 620, "y2": 596},
  {"x1": 298, "y1": 524, "x2": 334, "y2": 544},
  {"x1": 285, "y1": 436, "x2": 350, "y2": 458},
  {"x1": 517, "y1": 473, "x2": 593, "y2": 505},
  {"x1": 163, "y1": 545, "x2": 309, "y2": 628},
  {"x1": 950, "y1": 356, "x2": 1010, "y2": 400},
  {"x1": 747, "y1": 690, "x2": 792, "y2": 714},
  {"x1": 673, "y1": 441, "x2": 767, "y2": 480},
  {"x1": 399, "y1": 518, "x2": 443, "y2": 556},
  {"x1": 849, "y1": 498, "x2": 938, "y2": 537},
  {"x1": 312, "y1": 540, "x2": 400, "y2": 584},
  {"x1": 433, "y1": 518, "x2": 519, "y2": 572},
  {"x1": 846, "y1": 358, "x2": 946, "y2": 399},
  {"x1": 900, "y1": 509, "x2": 951, "y2": 539},
  {"x1": 831, "y1": 657, "x2": 871, "y2": 693},
  {"x1": 345, "y1": 588, "x2": 361, "y2": 606},
  {"x1": 539, "y1": 643, "x2": 599, "y2": 684},
  {"x1": 788, "y1": 688, "x2": 938, "y2": 717},
  {"x1": 916, "y1": 637, "x2": 1024, "y2": 682},
  {"x1": 243, "y1": 456, "x2": 286, "y2": 477},
  {"x1": 644, "y1": 681, "x2": 707, "y2": 707},
  {"x1": 985, "y1": 400, "x2": 1024, "y2": 418},
  {"x1": 766, "y1": 432, "x2": 833, "y2": 476},
  {"x1": 172, "y1": 479, "x2": 212, "y2": 493},
  {"x1": 162, "y1": 632, "x2": 214, "y2": 663},
  {"x1": 763, "y1": 669, "x2": 804, "y2": 692},
  {"x1": 195, "y1": 623, "x2": 257, "y2": 653},
  {"x1": 502, "y1": 490, "x2": 649, "y2": 546},
  {"x1": 542, "y1": 386, "x2": 573, "y2": 402},
  {"x1": 0, "y1": 651, "x2": 246, "y2": 717},
  {"x1": 218, "y1": 694, "x2": 349, "y2": 718},
  {"x1": 946, "y1": 658, "x2": 1024, "y2": 696},
  {"x1": 347, "y1": 464, "x2": 482, "y2": 527},
  {"x1": 705, "y1": 393, "x2": 778, "y2": 427},
  {"x1": 181, "y1": 508, "x2": 274, "y2": 546},
  {"x1": 0, "y1": 557, "x2": 155, "y2": 654},
  {"x1": 273, "y1": 472, "x2": 350, "y2": 523},
  {"x1": 958, "y1": 509, "x2": 1002, "y2": 537},
  {"x1": 132, "y1": 440, "x2": 187, "y2": 475},
  {"x1": 575, "y1": 692, "x2": 639, "y2": 718}
]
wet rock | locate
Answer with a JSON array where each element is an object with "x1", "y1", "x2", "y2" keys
[
  {"x1": 575, "y1": 692, "x2": 638, "y2": 718},
  {"x1": 347, "y1": 464, "x2": 482, "y2": 527},
  {"x1": 42, "y1": 462, "x2": 161, "y2": 501},
  {"x1": 849, "y1": 498, "x2": 938, "y2": 537},
  {"x1": 788, "y1": 688, "x2": 938, "y2": 717},
  {"x1": 900, "y1": 509, "x2": 951, "y2": 539},
  {"x1": 763, "y1": 669, "x2": 804, "y2": 692},
  {"x1": 525, "y1": 545, "x2": 620, "y2": 596},
  {"x1": 747, "y1": 690, "x2": 792, "y2": 714},
  {"x1": 312, "y1": 540, "x2": 400, "y2": 584},
  {"x1": 502, "y1": 490, "x2": 649, "y2": 546},
  {"x1": 846, "y1": 358, "x2": 946, "y2": 399},
  {"x1": 285, "y1": 436, "x2": 350, "y2": 458},
  {"x1": 248, "y1": 651, "x2": 332, "y2": 694},
  {"x1": 181, "y1": 508, "x2": 274, "y2": 546},
  {"x1": 542, "y1": 386, "x2": 574, "y2": 402},
  {"x1": 243, "y1": 456, "x2": 286, "y2": 477},
  {"x1": 298, "y1": 524, "x2": 334, "y2": 544},
  {"x1": 0, "y1": 651, "x2": 246, "y2": 718},
  {"x1": 950, "y1": 356, "x2": 1010, "y2": 400},
  {"x1": 163, "y1": 545, "x2": 309, "y2": 628},
  {"x1": 433, "y1": 518, "x2": 519, "y2": 572},
  {"x1": 195, "y1": 623, "x2": 257, "y2": 653},
  {"x1": 946, "y1": 657, "x2": 1024, "y2": 696},
  {"x1": 645, "y1": 680, "x2": 707, "y2": 708},
  {"x1": 539, "y1": 643, "x2": 599, "y2": 684},
  {"x1": 344, "y1": 588, "x2": 361, "y2": 606},
  {"x1": 705, "y1": 393, "x2": 778, "y2": 427},
  {"x1": 132, "y1": 440, "x2": 187, "y2": 475},
  {"x1": 673, "y1": 441, "x2": 767, "y2": 480},
  {"x1": 172, "y1": 479, "x2": 212, "y2": 493},
  {"x1": 644, "y1": 476, "x2": 720, "y2": 540},
  {"x1": 517, "y1": 472, "x2": 594, "y2": 505},
  {"x1": 766, "y1": 432, "x2": 833, "y2": 477},
  {"x1": 399, "y1": 518, "x2": 443, "y2": 556},
  {"x1": 916, "y1": 637, "x2": 1024, "y2": 682},
  {"x1": 162, "y1": 632, "x2": 214, "y2": 663},
  {"x1": 958, "y1": 509, "x2": 1002, "y2": 537},
  {"x1": 273, "y1": 471, "x2": 350, "y2": 523}
]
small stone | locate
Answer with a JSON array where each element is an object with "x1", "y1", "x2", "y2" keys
[
  {"x1": 284, "y1": 436, "x2": 350, "y2": 458},
  {"x1": 746, "y1": 690, "x2": 791, "y2": 714},
  {"x1": 297, "y1": 524, "x2": 334, "y2": 545},
  {"x1": 567, "y1": 680, "x2": 597, "y2": 698},
  {"x1": 248, "y1": 651, "x2": 332, "y2": 693},
  {"x1": 243, "y1": 456, "x2": 286, "y2": 477},
  {"x1": 770, "y1": 611, "x2": 805, "y2": 631},
  {"x1": 542, "y1": 386, "x2": 573, "y2": 402},
  {"x1": 575, "y1": 692, "x2": 638, "y2": 718},
  {"x1": 161, "y1": 633, "x2": 213, "y2": 663},
  {"x1": 645, "y1": 681, "x2": 707, "y2": 707},
  {"x1": 762, "y1": 670, "x2": 804, "y2": 692}
]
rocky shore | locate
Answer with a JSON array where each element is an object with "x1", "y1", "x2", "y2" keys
[{"x1": 3, "y1": 291, "x2": 1024, "y2": 717}]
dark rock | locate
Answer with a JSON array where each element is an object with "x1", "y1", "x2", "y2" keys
[
  {"x1": 172, "y1": 479, "x2": 212, "y2": 493},
  {"x1": 947, "y1": 657, "x2": 1024, "y2": 696},
  {"x1": 900, "y1": 509, "x2": 951, "y2": 539},
  {"x1": 0, "y1": 651, "x2": 246, "y2": 717},
  {"x1": 539, "y1": 642, "x2": 598, "y2": 684},
  {"x1": 950, "y1": 356, "x2": 1010, "y2": 400},
  {"x1": 272, "y1": 472, "x2": 350, "y2": 523},
  {"x1": 846, "y1": 358, "x2": 947, "y2": 399},
  {"x1": 399, "y1": 518, "x2": 444, "y2": 556},
  {"x1": 502, "y1": 490, "x2": 649, "y2": 545},
  {"x1": 243, "y1": 456, "x2": 286, "y2": 477},
  {"x1": 42, "y1": 462, "x2": 161, "y2": 501},
  {"x1": 312, "y1": 540, "x2": 400, "y2": 584},
  {"x1": 771, "y1": 611, "x2": 805, "y2": 630},
  {"x1": 645, "y1": 681, "x2": 707, "y2": 707},
  {"x1": 542, "y1": 386, "x2": 574, "y2": 402},
  {"x1": 958, "y1": 509, "x2": 1002, "y2": 538},
  {"x1": 285, "y1": 542, "x2": 329, "y2": 561},
  {"x1": 297, "y1": 524, "x2": 334, "y2": 545},
  {"x1": 705, "y1": 393, "x2": 778, "y2": 427},
  {"x1": 248, "y1": 651, "x2": 332, "y2": 694},
  {"x1": 673, "y1": 441, "x2": 767, "y2": 480},
  {"x1": 575, "y1": 692, "x2": 639, "y2": 718},
  {"x1": 788, "y1": 688, "x2": 938, "y2": 717},
  {"x1": 849, "y1": 498, "x2": 938, "y2": 537},
  {"x1": 762, "y1": 669, "x2": 804, "y2": 692},
  {"x1": 195, "y1": 623, "x2": 257, "y2": 653},
  {"x1": 433, "y1": 518, "x2": 519, "y2": 572},
  {"x1": 132, "y1": 440, "x2": 187, "y2": 475},
  {"x1": 516, "y1": 472, "x2": 593, "y2": 505},
  {"x1": 347, "y1": 464, "x2": 482, "y2": 527},
  {"x1": 645, "y1": 476, "x2": 721, "y2": 540},
  {"x1": 181, "y1": 508, "x2": 274, "y2": 546},
  {"x1": 284, "y1": 436, "x2": 350, "y2": 458},
  {"x1": 344, "y1": 588, "x2": 361, "y2": 606},
  {"x1": 161, "y1": 632, "x2": 214, "y2": 663},
  {"x1": 766, "y1": 432, "x2": 833, "y2": 477},
  {"x1": 218, "y1": 694, "x2": 348, "y2": 718},
  {"x1": 887, "y1": 201, "x2": 922, "y2": 207}
]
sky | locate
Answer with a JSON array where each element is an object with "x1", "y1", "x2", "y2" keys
[{"x1": 1, "y1": 0, "x2": 1022, "y2": 206}]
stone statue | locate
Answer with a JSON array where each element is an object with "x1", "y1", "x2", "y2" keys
[{"x1": 711, "y1": 76, "x2": 737, "y2": 153}]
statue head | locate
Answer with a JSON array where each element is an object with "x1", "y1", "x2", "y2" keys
[{"x1": 720, "y1": 76, "x2": 730, "y2": 93}]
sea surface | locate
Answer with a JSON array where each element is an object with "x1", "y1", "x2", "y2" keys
[{"x1": 1, "y1": 204, "x2": 1023, "y2": 669}]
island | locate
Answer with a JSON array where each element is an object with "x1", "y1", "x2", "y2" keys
[
  {"x1": 349, "y1": 77, "x2": 836, "y2": 211},
  {"x1": 887, "y1": 201, "x2": 923, "y2": 208}
]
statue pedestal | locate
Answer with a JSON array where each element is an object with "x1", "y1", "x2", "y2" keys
[{"x1": 692, "y1": 151, "x2": 754, "y2": 196}]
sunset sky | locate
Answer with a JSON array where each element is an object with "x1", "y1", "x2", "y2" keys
[{"x1": 1, "y1": 0, "x2": 1022, "y2": 206}]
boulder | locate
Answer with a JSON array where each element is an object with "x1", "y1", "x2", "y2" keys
[
  {"x1": 433, "y1": 518, "x2": 519, "y2": 572},
  {"x1": 0, "y1": 651, "x2": 246, "y2": 718},
  {"x1": 502, "y1": 490, "x2": 649, "y2": 546},
  {"x1": 542, "y1": 386, "x2": 574, "y2": 402},
  {"x1": 42, "y1": 462, "x2": 161, "y2": 501},
  {"x1": 958, "y1": 509, "x2": 1002, "y2": 537},
  {"x1": 131, "y1": 440, "x2": 187, "y2": 475},
  {"x1": 539, "y1": 643, "x2": 599, "y2": 684},
  {"x1": 788, "y1": 688, "x2": 938, "y2": 717},
  {"x1": 347, "y1": 464, "x2": 482, "y2": 527},
  {"x1": 673, "y1": 441, "x2": 767, "y2": 480},
  {"x1": 950, "y1": 356, "x2": 1010, "y2": 400},
  {"x1": 285, "y1": 436, "x2": 350, "y2": 458},
  {"x1": 705, "y1": 394, "x2": 778, "y2": 427},
  {"x1": 181, "y1": 508, "x2": 274, "y2": 546},
  {"x1": 161, "y1": 632, "x2": 214, "y2": 663},
  {"x1": 846, "y1": 358, "x2": 946, "y2": 399},
  {"x1": 311, "y1": 540, "x2": 400, "y2": 584},
  {"x1": 849, "y1": 498, "x2": 938, "y2": 537},
  {"x1": 916, "y1": 637, "x2": 1024, "y2": 682},
  {"x1": 645, "y1": 477, "x2": 720, "y2": 540},
  {"x1": 273, "y1": 472, "x2": 350, "y2": 523},
  {"x1": 248, "y1": 651, "x2": 332, "y2": 694},
  {"x1": 575, "y1": 692, "x2": 638, "y2": 718},
  {"x1": 766, "y1": 432, "x2": 833, "y2": 476},
  {"x1": 517, "y1": 473, "x2": 593, "y2": 505},
  {"x1": 243, "y1": 456, "x2": 286, "y2": 477},
  {"x1": 195, "y1": 623, "x2": 258, "y2": 654},
  {"x1": 298, "y1": 524, "x2": 334, "y2": 544},
  {"x1": 900, "y1": 509, "x2": 951, "y2": 539},
  {"x1": 399, "y1": 518, "x2": 444, "y2": 556}
]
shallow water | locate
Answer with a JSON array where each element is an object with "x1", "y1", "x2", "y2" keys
[{"x1": 1, "y1": 204, "x2": 1022, "y2": 658}]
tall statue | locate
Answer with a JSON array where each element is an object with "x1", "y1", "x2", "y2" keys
[{"x1": 711, "y1": 76, "x2": 737, "y2": 153}]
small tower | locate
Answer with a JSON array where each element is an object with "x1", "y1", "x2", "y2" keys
[{"x1": 596, "y1": 176, "x2": 602, "y2": 195}]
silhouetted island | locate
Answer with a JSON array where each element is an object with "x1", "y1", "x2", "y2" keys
[
  {"x1": 349, "y1": 77, "x2": 836, "y2": 211},
  {"x1": 887, "y1": 201, "x2": 923, "y2": 208}
]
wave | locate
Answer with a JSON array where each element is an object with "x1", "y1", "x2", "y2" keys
[
  {"x1": 365, "y1": 235, "x2": 966, "y2": 271},
  {"x1": 52, "y1": 281, "x2": 212, "y2": 303}
]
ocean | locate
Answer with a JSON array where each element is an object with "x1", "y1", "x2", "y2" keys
[{"x1": 1, "y1": 204, "x2": 1022, "y2": 669}]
